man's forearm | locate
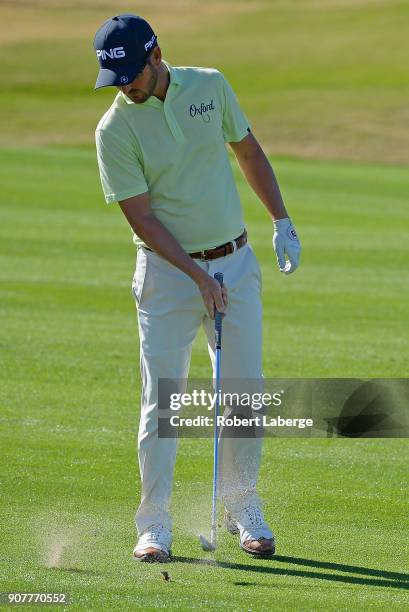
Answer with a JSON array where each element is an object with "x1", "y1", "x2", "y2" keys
[
  {"x1": 237, "y1": 148, "x2": 289, "y2": 221},
  {"x1": 131, "y1": 213, "x2": 207, "y2": 285}
]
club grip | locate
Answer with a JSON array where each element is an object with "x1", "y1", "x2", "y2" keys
[{"x1": 214, "y1": 272, "x2": 223, "y2": 348}]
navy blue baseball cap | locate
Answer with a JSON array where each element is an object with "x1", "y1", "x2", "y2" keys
[{"x1": 93, "y1": 14, "x2": 157, "y2": 89}]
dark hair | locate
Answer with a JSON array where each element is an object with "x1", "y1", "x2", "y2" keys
[
  {"x1": 146, "y1": 42, "x2": 158, "y2": 63},
  {"x1": 133, "y1": 44, "x2": 158, "y2": 79}
]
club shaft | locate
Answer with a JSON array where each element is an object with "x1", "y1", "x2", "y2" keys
[
  {"x1": 210, "y1": 272, "x2": 224, "y2": 549},
  {"x1": 211, "y1": 344, "x2": 221, "y2": 546}
]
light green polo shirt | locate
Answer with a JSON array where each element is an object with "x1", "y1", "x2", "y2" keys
[{"x1": 95, "y1": 62, "x2": 250, "y2": 251}]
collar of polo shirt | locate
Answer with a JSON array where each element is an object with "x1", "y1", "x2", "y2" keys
[{"x1": 121, "y1": 61, "x2": 181, "y2": 106}]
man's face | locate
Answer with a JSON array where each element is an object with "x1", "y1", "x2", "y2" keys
[{"x1": 118, "y1": 59, "x2": 158, "y2": 104}]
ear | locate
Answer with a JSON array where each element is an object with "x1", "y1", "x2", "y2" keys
[{"x1": 151, "y1": 45, "x2": 162, "y2": 66}]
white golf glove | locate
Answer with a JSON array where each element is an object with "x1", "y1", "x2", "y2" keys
[{"x1": 272, "y1": 217, "x2": 301, "y2": 275}]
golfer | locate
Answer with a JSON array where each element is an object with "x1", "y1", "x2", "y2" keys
[{"x1": 94, "y1": 14, "x2": 301, "y2": 562}]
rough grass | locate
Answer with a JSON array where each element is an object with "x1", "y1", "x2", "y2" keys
[
  {"x1": 1, "y1": 0, "x2": 409, "y2": 163},
  {"x1": 0, "y1": 148, "x2": 408, "y2": 609}
]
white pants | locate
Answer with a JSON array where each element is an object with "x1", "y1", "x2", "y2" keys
[{"x1": 132, "y1": 243, "x2": 264, "y2": 535}]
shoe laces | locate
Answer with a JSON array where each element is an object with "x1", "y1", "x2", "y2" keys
[
  {"x1": 149, "y1": 524, "x2": 166, "y2": 542},
  {"x1": 243, "y1": 506, "x2": 264, "y2": 528}
]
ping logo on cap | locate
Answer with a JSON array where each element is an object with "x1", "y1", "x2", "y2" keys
[
  {"x1": 96, "y1": 46, "x2": 126, "y2": 60},
  {"x1": 144, "y1": 34, "x2": 156, "y2": 52}
]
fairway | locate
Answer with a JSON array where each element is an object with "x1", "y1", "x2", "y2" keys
[
  {"x1": 1, "y1": 0, "x2": 409, "y2": 609},
  {"x1": 1, "y1": 148, "x2": 408, "y2": 609}
]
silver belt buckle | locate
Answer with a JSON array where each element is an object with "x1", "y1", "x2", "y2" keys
[
  {"x1": 200, "y1": 250, "x2": 207, "y2": 261},
  {"x1": 230, "y1": 239, "x2": 238, "y2": 253}
]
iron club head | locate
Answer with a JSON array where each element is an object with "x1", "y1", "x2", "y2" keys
[{"x1": 199, "y1": 534, "x2": 216, "y2": 552}]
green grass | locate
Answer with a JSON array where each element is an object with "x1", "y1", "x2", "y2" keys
[
  {"x1": 1, "y1": 0, "x2": 409, "y2": 608},
  {"x1": 1, "y1": 0, "x2": 409, "y2": 163},
  {"x1": 1, "y1": 148, "x2": 408, "y2": 609}
]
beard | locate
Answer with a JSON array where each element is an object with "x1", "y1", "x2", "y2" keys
[{"x1": 128, "y1": 63, "x2": 159, "y2": 104}]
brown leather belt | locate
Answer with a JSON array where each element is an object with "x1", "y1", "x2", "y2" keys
[
  {"x1": 189, "y1": 229, "x2": 247, "y2": 260},
  {"x1": 145, "y1": 229, "x2": 247, "y2": 261}
]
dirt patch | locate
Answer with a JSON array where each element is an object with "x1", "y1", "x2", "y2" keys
[
  {"x1": 0, "y1": 0, "x2": 268, "y2": 45},
  {"x1": 290, "y1": 0, "x2": 400, "y2": 8}
]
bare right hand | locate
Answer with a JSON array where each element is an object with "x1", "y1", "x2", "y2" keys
[{"x1": 197, "y1": 273, "x2": 228, "y2": 319}]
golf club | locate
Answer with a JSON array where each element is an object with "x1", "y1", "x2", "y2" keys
[{"x1": 199, "y1": 272, "x2": 224, "y2": 552}]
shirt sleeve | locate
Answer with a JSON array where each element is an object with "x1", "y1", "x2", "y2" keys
[
  {"x1": 95, "y1": 127, "x2": 149, "y2": 203},
  {"x1": 219, "y1": 73, "x2": 251, "y2": 143}
]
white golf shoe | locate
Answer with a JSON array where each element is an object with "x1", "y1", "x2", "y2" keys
[
  {"x1": 133, "y1": 524, "x2": 172, "y2": 563},
  {"x1": 225, "y1": 505, "x2": 275, "y2": 556}
]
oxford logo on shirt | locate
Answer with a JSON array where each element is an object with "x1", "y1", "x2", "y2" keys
[{"x1": 189, "y1": 99, "x2": 215, "y2": 123}]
